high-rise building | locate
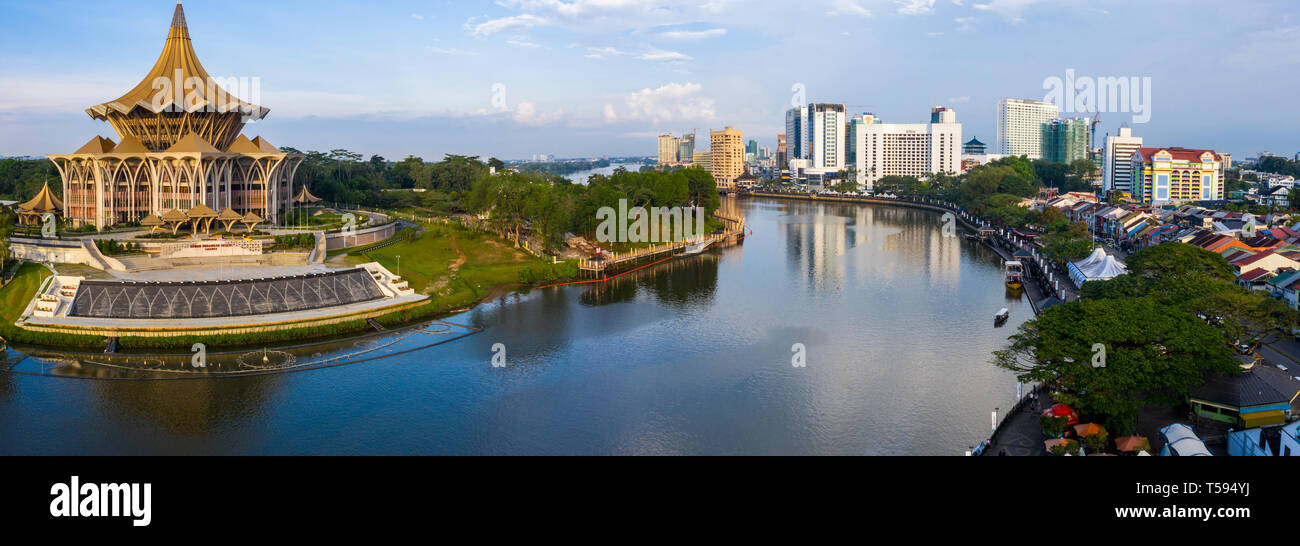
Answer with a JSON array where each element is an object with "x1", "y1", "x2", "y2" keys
[
  {"x1": 710, "y1": 126, "x2": 744, "y2": 188},
  {"x1": 678, "y1": 133, "x2": 695, "y2": 165},
  {"x1": 693, "y1": 151, "x2": 712, "y2": 173},
  {"x1": 746, "y1": 140, "x2": 759, "y2": 159},
  {"x1": 785, "y1": 107, "x2": 806, "y2": 161},
  {"x1": 1041, "y1": 117, "x2": 1091, "y2": 164},
  {"x1": 1133, "y1": 147, "x2": 1224, "y2": 205},
  {"x1": 849, "y1": 109, "x2": 961, "y2": 192},
  {"x1": 776, "y1": 134, "x2": 788, "y2": 170},
  {"x1": 931, "y1": 106, "x2": 957, "y2": 124},
  {"x1": 658, "y1": 134, "x2": 681, "y2": 165},
  {"x1": 49, "y1": 3, "x2": 302, "y2": 229},
  {"x1": 997, "y1": 98, "x2": 1059, "y2": 159},
  {"x1": 807, "y1": 103, "x2": 847, "y2": 172},
  {"x1": 963, "y1": 137, "x2": 987, "y2": 155},
  {"x1": 1103, "y1": 126, "x2": 1143, "y2": 195}
]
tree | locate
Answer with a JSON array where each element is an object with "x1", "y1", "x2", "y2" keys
[
  {"x1": 1125, "y1": 243, "x2": 1237, "y2": 283},
  {"x1": 994, "y1": 297, "x2": 1237, "y2": 433}
]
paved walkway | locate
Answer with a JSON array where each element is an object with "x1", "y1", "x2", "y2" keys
[{"x1": 982, "y1": 389, "x2": 1054, "y2": 456}]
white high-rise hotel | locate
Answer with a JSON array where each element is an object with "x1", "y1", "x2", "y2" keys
[
  {"x1": 849, "y1": 107, "x2": 962, "y2": 192},
  {"x1": 1103, "y1": 126, "x2": 1143, "y2": 195},
  {"x1": 807, "y1": 103, "x2": 847, "y2": 172},
  {"x1": 997, "y1": 98, "x2": 1059, "y2": 159}
]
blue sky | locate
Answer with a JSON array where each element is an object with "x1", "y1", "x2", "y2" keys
[{"x1": 1, "y1": 0, "x2": 1297, "y2": 161}]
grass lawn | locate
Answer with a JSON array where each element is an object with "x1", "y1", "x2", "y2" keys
[
  {"x1": 346, "y1": 222, "x2": 548, "y2": 307},
  {"x1": 0, "y1": 262, "x2": 51, "y2": 323}
]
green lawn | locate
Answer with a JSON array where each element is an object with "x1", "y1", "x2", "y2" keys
[
  {"x1": 0, "y1": 262, "x2": 51, "y2": 323},
  {"x1": 346, "y1": 222, "x2": 549, "y2": 307}
]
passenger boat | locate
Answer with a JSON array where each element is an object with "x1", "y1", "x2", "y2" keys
[
  {"x1": 995, "y1": 308, "x2": 1010, "y2": 326},
  {"x1": 1005, "y1": 261, "x2": 1025, "y2": 291},
  {"x1": 682, "y1": 238, "x2": 714, "y2": 256}
]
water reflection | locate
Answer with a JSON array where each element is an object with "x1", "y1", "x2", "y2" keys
[{"x1": 1, "y1": 195, "x2": 1031, "y2": 455}]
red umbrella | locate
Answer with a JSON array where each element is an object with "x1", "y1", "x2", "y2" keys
[{"x1": 1041, "y1": 404, "x2": 1079, "y2": 426}]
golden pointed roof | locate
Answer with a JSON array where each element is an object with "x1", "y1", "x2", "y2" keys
[
  {"x1": 86, "y1": 3, "x2": 268, "y2": 121},
  {"x1": 165, "y1": 133, "x2": 223, "y2": 154},
  {"x1": 111, "y1": 135, "x2": 151, "y2": 155},
  {"x1": 74, "y1": 136, "x2": 117, "y2": 155},
  {"x1": 139, "y1": 214, "x2": 164, "y2": 227},
  {"x1": 217, "y1": 207, "x2": 244, "y2": 221},
  {"x1": 186, "y1": 203, "x2": 218, "y2": 218},
  {"x1": 294, "y1": 186, "x2": 323, "y2": 204},
  {"x1": 18, "y1": 182, "x2": 64, "y2": 213},
  {"x1": 161, "y1": 208, "x2": 190, "y2": 223},
  {"x1": 226, "y1": 134, "x2": 262, "y2": 154},
  {"x1": 251, "y1": 136, "x2": 280, "y2": 153},
  {"x1": 241, "y1": 211, "x2": 265, "y2": 224}
]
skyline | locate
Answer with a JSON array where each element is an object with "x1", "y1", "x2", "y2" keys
[{"x1": 1, "y1": 0, "x2": 1297, "y2": 160}]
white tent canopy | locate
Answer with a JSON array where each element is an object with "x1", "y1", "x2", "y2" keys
[
  {"x1": 1068, "y1": 249, "x2": 1128, "y2": 285},
  {"x1": 1158, "y1": 423, "x2": 1212, "y2": 456}
]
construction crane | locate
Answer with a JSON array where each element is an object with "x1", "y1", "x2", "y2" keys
[{"x1": 1090, "y1": 112, "x2": 1102, "y2": 147}]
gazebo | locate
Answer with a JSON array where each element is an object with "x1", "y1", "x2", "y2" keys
[
  {"x1": 140, "y1": 214, "x2": 164, "y2": 234},
  {"x1": 241, "y1": 211, "x2": 265, "y2": 232},
  {"x1": 186, "y1": 204, "x2": 219, "y2": 233},
  {"x1": 17, "y1": 182, "x2": 64, "y2": 226},
  {"x1": 293, "y1": 186, "x2": 323, "y2": 206},
  {"x1": 216, "y1": 208, "x2": 244, "y2": 233},
  {"x1": 161, "y1": 209, "x2": 190, "y2": 235}
]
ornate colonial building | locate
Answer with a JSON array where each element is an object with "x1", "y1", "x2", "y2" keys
[{"x1": 48, "y1": 3, "x2": 303, "y2": 230}]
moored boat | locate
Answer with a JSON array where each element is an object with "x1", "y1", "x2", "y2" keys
[{"x1": 1005, "y1": 260, "x2": 1025, "y2": 290}]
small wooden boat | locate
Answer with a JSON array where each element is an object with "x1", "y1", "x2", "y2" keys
[{"x1": 995, "y1": 308, "x2": 1010, "y2": 326}]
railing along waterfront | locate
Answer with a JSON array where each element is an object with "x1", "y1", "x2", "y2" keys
[{"x1": 578, "y1": 212, "x2": 748, "y2": 273}]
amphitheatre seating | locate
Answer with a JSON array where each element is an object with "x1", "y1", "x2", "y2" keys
[{"x1": 69, "y1": 269, "x2": 384, "y2": 319}]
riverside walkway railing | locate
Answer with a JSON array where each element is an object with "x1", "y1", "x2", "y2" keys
[{"x1": 578, "y1": 212, "x2": 748, "y2": 273}]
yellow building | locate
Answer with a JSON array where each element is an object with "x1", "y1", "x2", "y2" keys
[
  {"x1": 657, "y1": 134, "x2": 681, "y2": 165},
  {"x1": 46, "y1": 3, "x2": 303, "y2": 229},
  {"x1": 692, "y1": 151, "x2": 712, "y2": 173},
  {"x1": 710, "y1": 127, "x2": 744, "y2": 189},
  {"x1": 1132, "y1": 147, "x2": 1223, "y2": 206}
]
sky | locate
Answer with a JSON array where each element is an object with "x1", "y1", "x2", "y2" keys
[{"x1": 0, "y1": 0, "x2": 1297, "y2": 161}]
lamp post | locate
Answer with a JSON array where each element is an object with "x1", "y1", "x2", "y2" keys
[{"x1": 396, "y1": 255, "x2": 401, "y2": 277}]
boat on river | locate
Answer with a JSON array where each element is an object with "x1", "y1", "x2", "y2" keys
[{"x1": 1005, "y1": 261, "x2": 1025, "y2": 291}]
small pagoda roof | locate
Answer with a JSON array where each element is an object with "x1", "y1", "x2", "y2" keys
[
  {"x1": 226, "y1": 135, "x2": 263, "y2": 154},
  {"x1": 139, "y1": 214, "x2": 164, "y2": 227},
  {"x1": 241, "y1": 211, "x2": 265, "y2": 224},
  {"x1": 161, "y1": 209, "x2": 190, "y2": 223},
  {"x1": 294, "y1": 186, "x2": 323, "y2": 204},
  {"x1": 165, "y1": 133, "x2": 223, "y2": 154},
  {"x1": 216, "y1": 207, "x2": 244, "y2": 221},
  {"x1": 85, "y1": 3, "x2": 268, "y2": 121},
  {"x1": 736, "y1": 168, "x2": 759, "y2": 182},
  {"x1": 74, "y1": 136, "x2": 117, "y2": 155},
  {"x1": 18, "y1": 182, "x2": 64, "y2": 213},
  {"x1": 186, "y1": 204, "x2": 218, "y2": 218},
  {"x1": 251, "y1": 136, "x2": 280, "y2": 153},
  {"x1": 111, "y1": 135, "x2": 151, "y2": 155}
]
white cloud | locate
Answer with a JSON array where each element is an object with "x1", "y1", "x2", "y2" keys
[
  {"x1": 411, "y1": 13, "x2": 424, "y2": 21},
  {"x1": 605, "y1": 82, "x2": 716, "y2": 124},
  {"x1": 827, "y1": 0, "x2": 872, "y2": 17},
  {"x1": 637, "y1": 49, "x2": 692, "y2": 62},
  {"x1": 507, "y1": 36, "x2": 546, "y2": 49},
  {"x1": 655, "y1": 28, "x2": 728, "y2": 40},
  {"x1": 471, "y1": 14, "x2": 548, "y2": 36},
  {"x1": 512, "y1": 101, "x2": 563, "y2": 125},
  {"x1": 895, "y1": 0, "x2": 936, "y2": 15},
  {"x1": 426, "y1": 46, "x2": 477, "y2": 56},
  {"x1": 946, "y1": 96, "x2": 971, "y2": 104}
]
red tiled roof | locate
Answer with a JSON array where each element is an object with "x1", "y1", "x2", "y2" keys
[{"x1": 1136, "y1": 147, "x2": 1220, "y2": 162}]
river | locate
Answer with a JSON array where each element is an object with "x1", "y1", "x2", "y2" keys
[{"x1": 0, "y1": 196, "x2": 1032, "y2": 455}]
